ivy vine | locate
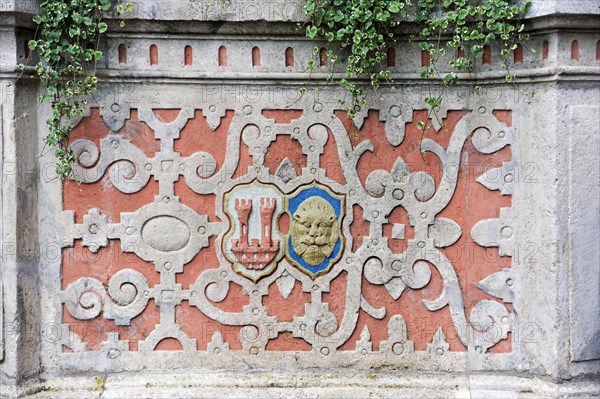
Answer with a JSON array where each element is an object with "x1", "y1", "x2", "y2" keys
[
  {"x1": 27, "y1": 0, "x2": 132, "y2": 178},
  {"x1": 303, "y1": 0, "x2": 531, "y2": 120},
  {"x1": 27, "y1": 0, "x2": 530, "y2": 177},
  {"x1": 304, "y1": 0, "x2": 407, "y2": 119}
]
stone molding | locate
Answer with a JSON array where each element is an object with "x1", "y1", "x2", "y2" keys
[
  {"x1": 0, "y1": 1, "x2": 599, "y2": 398},
  {"x1": 3, "y1": 372, "x2": 600, "y2": 399}
]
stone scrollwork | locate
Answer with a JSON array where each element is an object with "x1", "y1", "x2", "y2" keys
[
  {"x1": 62, "y1": 278, "x2": 106, "y2": 321},
  {"x1": 59, "y1": 97, "x2": 519, "y2": 365},
  {"x1": 62, "y1": 270, "x2": 149, "y2": 325},
  {"x1": 70, "y1": 136, "x2": 152, "y2": 194}
]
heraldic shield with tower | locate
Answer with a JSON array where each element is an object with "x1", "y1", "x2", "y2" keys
[{"x1": 224, "y1": 182, "x2": 345, "y2": 281}]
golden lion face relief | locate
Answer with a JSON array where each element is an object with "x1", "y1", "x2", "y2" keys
[{"x1": 291, "y1": 197, "x2": 340, "y2": 266}]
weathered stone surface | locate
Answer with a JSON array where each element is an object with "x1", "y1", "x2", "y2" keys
[
  {"x1": 13, "y1": 371, "x2": 600, "y2": 399},
  {"x1": 1, "y1": 0, "x2": 599, "y2": 397},
  {"x1": 567, "y1": 105, "x2": 600, "y2": 362}
]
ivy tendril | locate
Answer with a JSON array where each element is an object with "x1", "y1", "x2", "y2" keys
[
  {"x1": 303, "y1": 0, "x2": 531, "y2": 121},
  {"x1": 28, "y1": 0, "x2": 133, "y2": 178},
  {"x1": 304, "y1": 0, "x2": 408, "y2": 120}
]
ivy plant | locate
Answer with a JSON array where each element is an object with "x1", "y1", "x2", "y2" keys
[
  {"x1": 304, "y1": 0, "x2": 408, "y2": 119},
  {"x1": 28, "y1": 0, "x2": 132, "y2": 178},
  {"x1": 303, "y1": 0, "x2": 531, "y2": 121}
]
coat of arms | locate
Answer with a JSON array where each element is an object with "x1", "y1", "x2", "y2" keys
[
  {"x1": 223, "y1": 183, "x2": 284, "y2": 282},
  {"x1": 286, "y1": 185, "x2": 344, "y2": 278},
  {"x1": 224, "y1": 182, "x2": 344, "y2": 281}
]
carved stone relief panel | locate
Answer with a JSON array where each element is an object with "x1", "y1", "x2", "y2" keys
[{"x1": 55, "y1": 86, "x2": 517, "y2": 370}]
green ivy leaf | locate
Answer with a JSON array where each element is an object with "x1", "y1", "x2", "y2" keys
[
  {"x1": 99, "y1": 0, "x2": 112, "y2": 11},
  {"x1": 306, "y1": 25, "x2": 318, "y2": 38}
]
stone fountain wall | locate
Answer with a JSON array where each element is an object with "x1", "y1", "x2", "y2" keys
[{"x1": 0, "y1": 1, "x2": 599, "y2": 397}]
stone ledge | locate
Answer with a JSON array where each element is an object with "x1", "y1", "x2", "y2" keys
[
  {"x1": 96, "y1": 66, "x2": 600, "y2": 83},
  {"x1": 99, "y1": 0, "x2": 600, "y2": 24},
  {"x1": 99, "y1": 13, "x2": 600, "y2": 35},
  {"x1": 6, "y1": 372, "x2": 599, "y2": 399}
]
